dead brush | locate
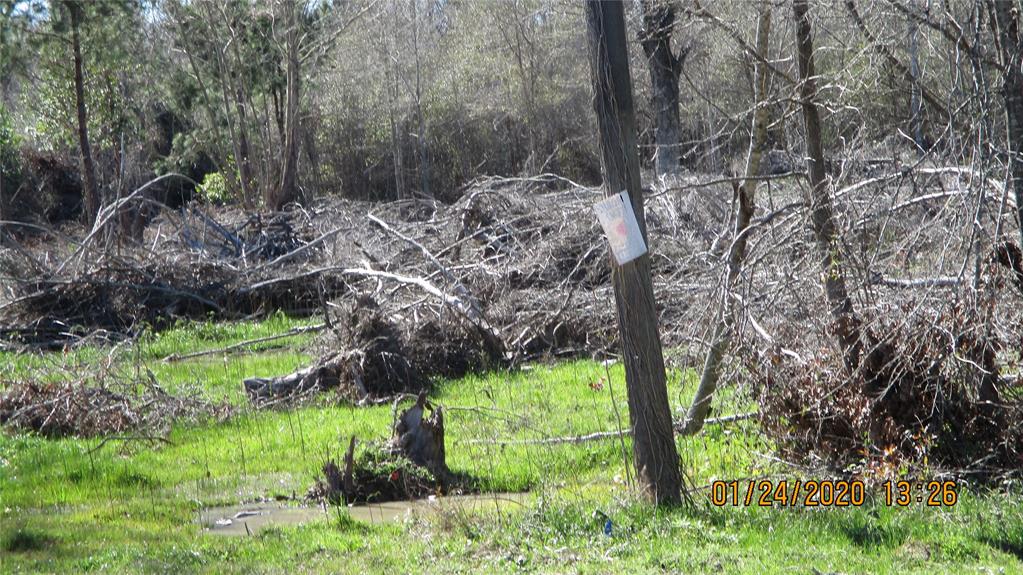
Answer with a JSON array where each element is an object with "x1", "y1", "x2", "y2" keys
[
  {"x1": 0, "y1": 370, "x2": 230, "y2": 438},
  {"x1": 755, "y1": 302, "x2": 1023, "y2": 483}
]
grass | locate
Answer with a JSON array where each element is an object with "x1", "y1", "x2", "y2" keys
[{"x1": 1, "y1": 316, "x2": 1022, "y2": 573}]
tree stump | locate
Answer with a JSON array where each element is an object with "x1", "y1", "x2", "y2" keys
[{"x1": 392, "y1": 391, "x2": 447, "y2": 482}]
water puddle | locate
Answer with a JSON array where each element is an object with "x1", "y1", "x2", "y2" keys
[{"x1": 200, "y1": 492, "x2": 528, "y2": 536}]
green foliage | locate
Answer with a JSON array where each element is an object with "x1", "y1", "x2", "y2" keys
[
  {"x1": 155, "y1": 132, "x2": 202, "y2": 177},
  {"x1": 0, "y1": 104, "x2": 21, "y2": 194},
  {"x1": 25, "y1": 1, "x2": 146, "y2": 153},
  {"x1": 197, "y1": 171, "x2": 231, "y2": 204}
]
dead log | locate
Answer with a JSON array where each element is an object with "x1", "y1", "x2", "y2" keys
[{"x1": 243, "y1": 357, "x2": 344, "y2": 404}]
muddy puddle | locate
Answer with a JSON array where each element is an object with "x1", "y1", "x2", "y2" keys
[{"x1": 200, "y1": 492, "x2": 529, "y2": 536}]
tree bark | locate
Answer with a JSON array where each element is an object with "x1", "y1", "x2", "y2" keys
[
  {"x1": 67, "y1": 1, "x2": 99, "y2": 225},
  {"x1": 992, "y1": 0, "x2": 1023, "y2": 253},
  {"x1": 585, "y1": 0, "x2": 682, "y2": 505},
  {"x1": 794, "y1": 0, "x2": 861, "y2": 372},
  {"x1": 639, "y1": 0, "x2": 685, "y2": 178},
  {"x1": 681, "y1": 1, "x2": 771, "y2": 436}
]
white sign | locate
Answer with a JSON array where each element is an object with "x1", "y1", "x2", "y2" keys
[{"x1": 593, "y1": 190, "x2": 648, "y2": 265}]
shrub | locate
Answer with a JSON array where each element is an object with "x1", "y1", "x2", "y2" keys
[{"x1": 197, "y1": 171, "x2": 230, "y2": 204}]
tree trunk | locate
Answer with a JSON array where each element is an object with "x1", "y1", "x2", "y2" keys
[
  {"x1": 233, "y1": 85, "x2": 256, "y2": 207},
  {"x1": 992, "y1": 0, "x2": 1023, "y2": 254},
  {"x1": 202, "y1": 1, "x2": 254, "y2": 208},
  {"x1": 639, "y1": 0, "x2": 684, "y2": 178},
  {"x1": 405, "y1": 0, "x2": 430, "y2": 199},
  {"x1": 274, "y1": 0, "x2": 302, "y2": 210},
  {"x1": 907, "y1": 0, "x2": 924, "y2": 150},
  {"x1": 585, "y1": 0, "x2": 682, "y2": 505},
  {"x1": 794, "y1": 0, "x2": 861, "y2": 372},
  {"x1": 681, "y1": 1, "x2": 771, "y2": 435},
  {"x1": 385, "y1": 6, "x2": 406, "y2": 201},
  {"x1": 67, "y1": 1, "x2": 99, "y2": 225}
]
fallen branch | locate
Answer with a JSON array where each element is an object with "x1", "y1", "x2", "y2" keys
[
  {"x1": 465, "y1": 412, "x2": 759, "y2": 446},
  {"x1": 367, "y1": 213, "x2": 484, "y2": 313},
  {"x1": 871, "y1": 275, "x2": 962, "y2": 288},
  {"x1": 161, "y1": 323, "x2": 326, "y2": 362},
  {"x1": 87, "y1": 434, "x2": 176, "y2": 454}
]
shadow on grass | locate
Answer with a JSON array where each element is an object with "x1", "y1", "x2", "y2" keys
[
  {"x1": 835, "y1": 513, "x2": 905, "y2": 549},
  {"x1": 2, "y1": 527, "x2": 57, "y2": 553},
  {"x1": 982, "y1": 534, "x2": 1023, "y2": 561}
]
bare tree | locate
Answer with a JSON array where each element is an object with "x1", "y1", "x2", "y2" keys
[
  {"x1": 907, "y1": 0, "x2": 924, "y2": 149},
  {"x1": 384, "y1": 0, "x2": 406, "y2": 201},
  {"x1": 843, "y1": 0, "x2": 948, "y2": 143},
  {"x1": 585, "y1": 0, "x2": 682, "y2": 505},
  {"x1": 639, "y1": 0, "x2": 687, "y2": 178},
  {"x1": 794, "y1": 0, "x2": 862, "y2": 371},
  {"x1": 273, "y1": 0, "x2": 302, "y2": 209},
  {"x1": 681, "y1": 0, "x2": 772, "y2": 435},
  {"x1": 66, "y1": 0, "x2": 99, "y2": 225},
  {"x1": 495, "y1": 0, "x2": 544, "y2": 174},
  {"x1": 991, "y1": 0, "x2": 1023, "y2": 251}
]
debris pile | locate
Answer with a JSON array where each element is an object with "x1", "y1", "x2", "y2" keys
[
  {"x1": 0, "y1": 374, "x2": 227, "y2": 438},
  {"x1": 757, "y1": 298, "x2": 1023, "y2": 482}
]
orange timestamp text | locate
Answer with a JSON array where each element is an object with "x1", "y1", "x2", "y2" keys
[{"x1": 709, "y1": 480, "x2": 959, "y2": 507}]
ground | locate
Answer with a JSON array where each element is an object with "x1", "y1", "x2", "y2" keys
[{"x1": 1, "y1": 316, "x2": 1022, "y2": 574}]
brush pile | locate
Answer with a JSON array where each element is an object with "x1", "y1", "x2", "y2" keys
[
  {"x1": 8, "y1": 165, "x2": 1023, "y2": 480},
  {"x1": 0, "y1": 373, "x2": 228, "y2": 437},
  {"x1": 0, "y1": 205, "x2": 350, "y2": 345},
  {"x1": 756, "y1": 260, "x2": 1023, "y2": 482},
  {"x1": 2, "y1": 174, "x2": 726, "y2": 402}
]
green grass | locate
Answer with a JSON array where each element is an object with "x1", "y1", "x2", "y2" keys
[{"x1": 1, "y1": 317, "x2": 1022, "y2": 573}]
